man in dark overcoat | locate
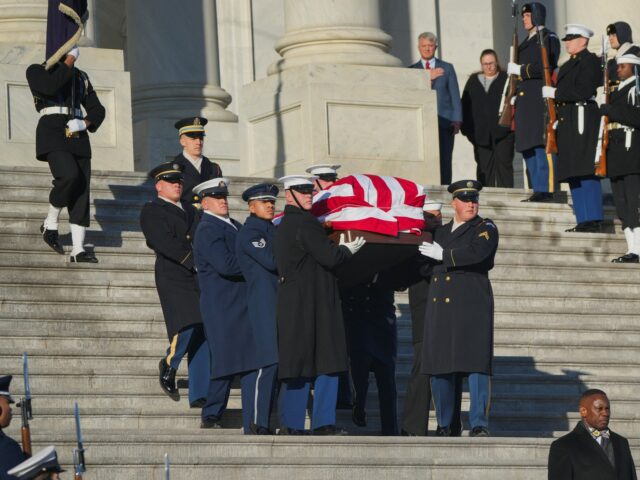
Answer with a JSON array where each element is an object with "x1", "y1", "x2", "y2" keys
[
  {"x1": 607, "y1": 22, "x2": 635, "y2": 87},
  {"x1": 235, "y1": 183, "x2": 280, "y2": 434},
  {"x1": 0, "y1": 376, "x2": 27, "y2": 479},
  {"x1": 193, "y1": 178, "x2": 267, "y2": 434},
  {"x1": 542, "y1": 24, "x2": 603, "y2": 232},
  {"x1": 548, "y1": 389, "x2": 637, "y2": 480},
  {"x1": 139, "y1": 162, "x2": 221, "y2": 424},
  {"x1": 418, "y1": 180, "x2": 498, "y2": 437},
  {"x1": 602, "y1": 52, "x2": 640, "y2": 262},
  {"x1": 508, "y1": 3, "x2": 560, "y2": 202},
  {"x1": 274, "y1": 175, "x2": 365, "y2": 435},
  {"x1": 173, "y1": 117, "x2": 223, "y2": 205}
]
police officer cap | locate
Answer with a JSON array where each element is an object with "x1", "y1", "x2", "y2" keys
[
  {"x1": 305, "y1": 164, "x2": 341, "y2": 181},
  {"x1": 562, "y1": 24, "x2": 594, "y2": 41},
  {"x1": 448, "y1": 179, "x2": 483, "y2": 201},
  {"x1": 0, "y1": 375, "x2": 14, "y2": 403},
  {"x1": 617, "y1": 52, "x2": 640, "y2": 66},
  {"x1": 174, "y1": 116, "x2": 208, "y2": 138},
  {"x1": 521, "y1": 3, "x2": 546, "y2": 27},
  {"x1": 7, "y1": 446, "x2": 64, "y2": 478},
  {"x1": 278, "y1": 175, "x2": 317, "y2": 193},
  {"x1": 193, "y1": 178, "x2": 230, "y2": 198},
  {"x1": 148, "y1": 162, "x2": 184, "y2": 183},
  {"x1": 607, "y1": 22, "x2": 633, "y2": 45},
  {"x1": 242, "y1": 183, "x2": 279, "y2": 202}
]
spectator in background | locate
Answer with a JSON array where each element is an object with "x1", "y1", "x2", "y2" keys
[
  {"x1": 461, "y1": 49, "x2": 515, "y2": 188},
  {"x1": 410, "y1": 32, "x2": 462, "y2": 185}
]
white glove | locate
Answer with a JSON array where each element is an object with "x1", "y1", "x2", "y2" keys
[
  {"x1": 507, "y1": 62, "x2": 521, "y2": 76},
  {"x1": 542, "y1": 86, "x2": 556, "y2": 99},
  {"x1": 66, "y1": 118, "x2": 87, "y2": 133},
  {"x1": 510, "y1": 95, "x2": 517, "y2": 106},
  {"x1": 418, "y1": 241, "x2": 443, "y2": 261},
  {"x1": 67, "y1": 46, "x2": 80, "y2": 60},
  {"x1": 339, "y1": 233, "x2": 366, "y2": 254}
]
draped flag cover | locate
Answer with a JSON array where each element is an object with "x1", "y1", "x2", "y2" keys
[{"x1": 45, "y1": 0, "x2": 87, "y2": 69}]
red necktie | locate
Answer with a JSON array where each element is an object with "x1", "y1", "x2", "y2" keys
[{"x1": 425, "y1": 61, "x2": 431, "y2": 70}]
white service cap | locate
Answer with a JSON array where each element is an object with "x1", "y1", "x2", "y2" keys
[
  {"x1": 305, "y1": 164, "x2": 341, "y2": 176},
  {"x1": 562, "y1": 24, "x2": 594, "y2": 40},
  {"x1": 278, "y1": 174, "x2": 317, "y2": 190}
]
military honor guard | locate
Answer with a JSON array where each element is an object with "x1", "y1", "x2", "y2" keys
[
  {"x1": 306, "y1": 164, "x2": 341, "y2": 193},
  {"x1": 543, "y1": 24, "x2": 604, "y2": 232},
  {"x1": 235, "y1": 183, "x2": 281, "y2": 434},
  {"x1": 601, "y1": 52, "x2": 640, "y2": 262},
  {"x1": 607, "y1": 22, "x2": 636, "y2": 86},
  {"x1": 508, "y1": 3, "x2": 560, "y2": 202},
  {"x1": 0, "y1": 376, "x2": 27, "y2": 479},
  {"x1": 274, "y1": 175, "x2": 365, "y2": 435},
  {"x1": 193, "y1": 178, "x2": 272, "y2": 434},
  {"x1": 548, "y1": 389, "x2": 637, "y2": 479},
  {"x1": 7, "y1": 446, "x2": 63, "y2": 480},
  {"x1": 173, "y1": 117, "x2": 223, "y2": 205},
  {"x1": 140, "y1": 162, "x2": 221, "y2": 424},
  {"x1": 26, "y1": 1, "x2": 105, "y2": 263},
  {"x1": 418, "y1": 180, "x2": 498, "y2": 437}
]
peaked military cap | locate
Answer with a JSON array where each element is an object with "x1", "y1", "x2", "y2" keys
[
  {"x1": 0, "y1": 375, "x2": 14, "y2": 403},
  {"x1": 242, "y1": 183, "x2": 279, "y2": 202},
  {"x1": 617, "y1": 51, "x2": 640, "y2": 66},
  {"x1": 7, "y1": 446, "x2": 64, "y2": 478},
  {"x1": 562, "y1": 24, "x2": 594, "y2": 41},
  {"x1": 448, "y1": 179, "x2": 483, "y2": 202},
  {"x1": 148, "y1": 162, "x2": 184, "y2": 183},
  {"x1": 278, "y1": 174, "x2": 317, "y2": 193},
  {"x1": 193, "y1": 178, "x2": 230, "y2": 198},
  {"x1": 305, "y1": 164, "x2": 341, "y2": 181},
  {"x1": 174, "y1": 117, "x2": 208, "y2": 138}
]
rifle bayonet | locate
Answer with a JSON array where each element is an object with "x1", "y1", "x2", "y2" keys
[{"x1": 73, "y1": 402, "x2": 86, "y2": 479}]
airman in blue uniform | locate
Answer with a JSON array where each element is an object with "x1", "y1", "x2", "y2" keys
[{"x1": 0, "y1": 376, "x2": 27, "y2": 480}]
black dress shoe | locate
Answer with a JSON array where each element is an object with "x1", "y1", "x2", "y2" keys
[
  {"x1": 200, "y1": 416, "x2": 223, "y2": 429},
  {"x1": 351, "y1": 406, "x2": 367, "y2": 427},
  {"x1": 521, "y1": 192, "x2": 553, "y2": 203},
  {"x1": 158, "y1": 359, "x2": 180, "y2": 401},
  {"x1": 435, "y1": 425, "x2": 452, "y2": 436},
  {"x1": 470, "y1": 426, "x2": 490, "y2": 437},
  {"x1": 250, "y1": 423, "x2": 273, "y2": 435},
  {"x1": 400, "y1": 429, "x2": 420, "y2": 436},
  {"x1": 611, "y1": 253, "x2": 640, "y2": 263},
  {"x1": 40, "y1": 224, "x2": 65, "y2": 254},
  {"x1": 312, "y1": 425, "x2": 349, "y2": 436},
  {"x1": 565, "y1": 221, "x2": 602, "y2": 233},
  {"x1": 177, "y1": 379, "x2": 189, "y2": 389},
  {"x1": 336, "y1": 400, "x2": 353, "y2": 410},
  {"x1": 277, "y1": 426, "x2": 307, "y2": 435},
  {"x1": 189, "y1": 398, "x2": 206, "y2": 408},
  {"x1": 70, "y1": 251, "x2": 99, "y2": 263}
]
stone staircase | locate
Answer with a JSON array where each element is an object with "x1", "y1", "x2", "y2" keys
[{"x1": 1, "y1": 165, "x2": 639, "y2": 479}]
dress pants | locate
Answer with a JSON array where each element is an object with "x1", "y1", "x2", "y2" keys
[
  {"x1": 401, "y1": 340, "x2": 431, "y2": 435},
  {"x1": 611, "y1": 174, "x2": 640, "y2": 229},
  {"x1": 438, "y1": 124, "x2": 455, "y2": 185},
  {"x1": 522, "y1": 146, "x2": 556, "y2": 193},
  {"x1": 46, "y1": 151, "x2": 91, "y2": 227},
  {"x1": 568, "y1": 175, "x2": 604, "y2": 223},
  {"x1": 165, "y1": 324, "x2": 210, "y2": 406},
  {"x1": 474, "y1": 133, "x2": 515, "y2": 188},
  {"x1": 431, "y1": 372, "x2": 490, "y2": 429},
  {"x1": 280, "y1": 374, "x2": 339, "y2": 430}
]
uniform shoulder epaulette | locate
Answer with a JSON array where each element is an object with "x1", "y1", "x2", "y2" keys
[{"x1": 480, "y1": 218, "x2": 497, "y2": 230}]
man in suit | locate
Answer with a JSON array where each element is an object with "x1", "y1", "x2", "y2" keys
[
  {"x1": 548, "y1": 389, "x2": 637, "y2": 479},
  {"x1": 173, "y1": 117, "x2": 223, "y2": 205},
  {"x1": 410, "y1": 32, "x2": 462, "y2": 185},
  {"x1": 0, "y1": 376, "x2": 27, "y2": 480}
]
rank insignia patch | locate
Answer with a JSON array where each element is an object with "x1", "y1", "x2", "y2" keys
[{"x1": 252, "y1": 238, "x2": 266, "y2": 248}]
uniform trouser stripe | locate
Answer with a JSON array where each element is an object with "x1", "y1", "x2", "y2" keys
[
  {"x1": 166, "y1": 334, "x2": 179, "y2": 365},
  {"x1": 254, "y1": 368, "x2": 263, "y2": 424},
  {"x1": 485, "y1": 376, "x2": 492, "y2": 417}
]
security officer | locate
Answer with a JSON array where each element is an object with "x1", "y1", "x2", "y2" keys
[
  {"x1": 306, "y1": 164, "x2": 341, "y2": 193},
  {"x1": 7, "y1": 446, "x2": 62, "y2": 480},
  {"x1": 0, "y1": 376, "x2": 27, "y2": 479},
  {"x1": 193, "y1": 178, "x2": 267, "y2": 434},
  {"x1": 26, "y1": 42, "x2": 106, "y2": 262},
  {"x1": 607, "y1": 22, "x2": 635, "y2": 86},
  {"x1": 274, "y1": 175, "x2": 365, "y2": 435},
  {"x1": 139, "y1": 162, "x2": 221, "y2": 425},
  {"x1": 418, "y1": 180, "x2": 498, "y2": 437},
  {"x1": 601, "y1": 52, "x2": 640, "y2": 262},
  {"x1": 543, "y1": 24, "x2": 604, "y2": 232},
  {"x1": 507, "y1": 3, "x2": 560, "y2": 202},
  {"x1": 235, "y1": 183, "x2": 280, "y2": 434},
  {"x1": 173, "y1": 117, "x2": 223, "y2": 205}
]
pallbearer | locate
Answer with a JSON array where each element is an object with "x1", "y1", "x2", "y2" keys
[{"x1": 7, "y1": 446, "x2": 63, "y2": 480}]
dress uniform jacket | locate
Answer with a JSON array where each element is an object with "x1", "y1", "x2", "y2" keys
[
  {"x1": 548, "y1": 421, "x2": 637, "y2": 480},
  {"x1": 140, "y1": 198, "x2": 202, "y2": 339},
  {"x1": 25, "y1": 62, "x2": 105, "y2": 160},
  {"x1": 274, "y1": 205, "x2": 352, "y2": 379},
  {"x1": 173, "y1": 153, "x2": 223, "y2": 205},
  {"x1": 235, "y1": 214, "x2": 279, "y2": 368},
  {"x1": 194, "y1": 213, "x2": 260, "y2": 379},
  {"x1": 605, "y1": 79, "x2": 640, "y2": 178},
  {"x1": 421, "y1": 216, "x2": 499, "y2": 375},
  {"x1": 0, "y1": 429, "x2": 27, "y2": 480},
  {"x1": 514, "y1": 29, "x2": 560, "y2": 152},
  {"x1": 555, "y1": 49, "x2": 602, "y2": 182}
]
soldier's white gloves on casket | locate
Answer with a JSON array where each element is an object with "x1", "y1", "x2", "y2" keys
[
  {"x1": 67, "y1": 46, "x2": 80, "y2": 60},
  {"x1": 542, "y1": 86, "x2": 556, "y2": 99},
  {"x1": 419, "y1": 241, "x2": 443, "y2": 261},
  {"x1": 66, "y1": 119, "x2": 87, "y2": 133},
  {"x1": 339, "y1": 234, "x2": 366, "y2": 254},
  {"x1": 507, "y1": 62, "x2": 521, "y2": 76}
]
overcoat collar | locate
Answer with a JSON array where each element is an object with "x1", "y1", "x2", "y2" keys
[
  {"x1": 202, "y1": 211, "x2": 241, "y2": 230},
  {"x1": 152, "y1": 196, "x2": 187, "y2": 219},
  {"x1": 438, "y1": 215, "x2": 482, "y2": 248},
  {"x1": 573, "y1": 421, "x2": 617, "y2": 473},
  {"x1": 557, "y1": 48, "x2": 590, "y2": 81}
]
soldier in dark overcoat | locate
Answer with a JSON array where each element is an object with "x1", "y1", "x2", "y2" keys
[
  {"x1": 274, "y1": 175, "x2": 365, "y2": 435},
  {"x1": 235, "y1": 183, "x2": 281, "y2": 434},
  {"x1": 139, "y1": 162, "x2": 224, "y2": 426},
  {"x1": 606, "y1": 22, "x2": 635, "y2": 87},
  {"x1": 418, "y1": 180, "x2": 498, "y2": 437},
  {"x1": 543, "y1": 24, "x2": 604, "y2": 232},
  {"x1": 173, "y1": 117, "x2": 223, "y2": 205},
  {"x1": 508, "y1": 3, "x2": 560, "y2": 202},
  {"x1": 602, "y1": 52, "x2": 640, "y2": 262},
  {"x1": 0, "y1": 376, "x2": 27, "y2": 479},
  {"x1": 194, "y1": 178, "x2": 269, "y2": 434}
]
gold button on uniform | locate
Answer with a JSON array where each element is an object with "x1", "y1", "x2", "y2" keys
[
  {"x1": 433, "y1": 277, "x2": 438, "y2": 282},
  {"x1": 186, "y1": 235, "x2": 191, "y2": 240},
  {"x1": 446, "y1": 276, "x2": 451, "y2": 282},
  {"x1": 445, "y1": 298, "x2": 450, "y2": 303},
  {"x1": 433, "y1": 297, "x2": 437, "y2": 302},
  {"x1": 519, "y1": 91, "x2": 524, "y2": 96}
]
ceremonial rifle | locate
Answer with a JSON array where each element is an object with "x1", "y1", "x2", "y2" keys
[
  {"x1": 20, "y1": 352, "x2": 33, "y2": 457},
  {"x1": 595, "y1": 36, "x2": 610, "y2": 177},
  {"x1": 635, "y1": 65, "x2": 640, "y2": 107},
  {"x1": 498, "y1": 0, "x2": 519, "y2": 127},
  {"x1": 537, "y1": 26, "x2": 558, "y2": 154},
  {"x1": 73, "y1": 402, "x2": 86, "y2": 480}
]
